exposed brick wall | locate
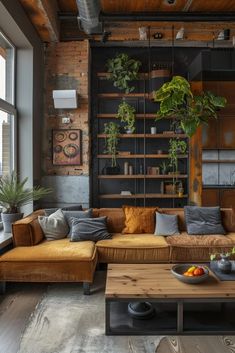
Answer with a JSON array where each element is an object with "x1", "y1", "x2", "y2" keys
[{"x1": 43, "y1": 40, "x2": 89, "y2": 176}]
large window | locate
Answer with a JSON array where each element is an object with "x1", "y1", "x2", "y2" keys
[{"x1": 0, "y1": 30, "x2": 16, "y2": 176}]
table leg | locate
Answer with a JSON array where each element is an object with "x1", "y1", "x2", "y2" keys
[
  {"x1": 105, "y1": 300, "x2": 111, "y2": 335},
  {"x1": 177, "y1": 301, "x2": 183, "y2": 333}
]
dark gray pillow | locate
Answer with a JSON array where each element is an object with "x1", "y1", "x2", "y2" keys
[
  {"x1": 154, "y1": 212, "x2": 179, "y2": 236},
  {"x1": 45, "y1": 205, "x2": 82, "y2": 216},
  {"x1": 63, "y1": 209, "x2": 93, "y2": 237},
  {"x1": 70, "y1": 216, "x2": 112, "y2": 242},
  {"x1": 184, "y1": 206, "x2": 226, "y2": 235}
]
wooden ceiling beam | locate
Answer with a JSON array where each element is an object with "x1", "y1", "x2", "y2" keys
[{"x1": 19, "y1": 0, "x2": 60, "y2": 42}]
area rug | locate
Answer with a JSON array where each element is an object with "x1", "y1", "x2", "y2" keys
[{"x1": 17, "y1": 272, "x2": 164, "y2": 353}]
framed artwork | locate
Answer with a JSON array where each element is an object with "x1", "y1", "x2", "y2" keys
[{"x1": 52, "y1": 129, "x2": 82, "y2": 165}]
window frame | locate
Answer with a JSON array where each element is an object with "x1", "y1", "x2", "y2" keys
[{"x1": 0, "y1": 29, "x2": 17, "y2": 173}]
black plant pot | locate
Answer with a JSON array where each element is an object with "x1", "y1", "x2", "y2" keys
[{"x1": 102, "y1": 164, "x2": 121, "y2": 175}]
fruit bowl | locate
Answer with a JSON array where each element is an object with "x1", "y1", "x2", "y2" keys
[{"x1": 171, "y1": 264, "x2": 209, "y2": 284}]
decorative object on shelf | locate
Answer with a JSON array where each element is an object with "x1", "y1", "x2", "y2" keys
[
  {"x1": 0, "y1": 172, "x2": 51, "y2": 233},
  {"x1": 102, "y1": 162, "x2": 120, "y2": 176},
  {"x1": 210, "y1": 247, "x2": 235, "y2": 274},
  {"x1": 150, "y1": 126, "x2": 157, "y2": 134},
  {"x1": 139, "y1": 27, "x2": 148, "y2": 40},
  {"x1": 153, "y1": 76, "x2": 227, "y2": 137},
  {"x1": 169, "y1": 138, "x2": 187, "y2": 173},
  {"x1": 139, "y1": 164, "x2": 144, "y2": 174},
  {"x1": 103, "y1": 122, "x2": 120, "y2": 168},
  {"x1": 52, "y1": 129, "x2": 82, "y2": 165},
  {"x1": 120, "y1": 191, "x2": 132, "y2": 195},
  {"x1": 178, "y1": 183, "x2": 184, "y2": 197},
  {"x1": 124, "y1": 162, "x2": 129, "y2": 175},
  {"x1": 128, "y1": 165, "x2": 133, "y2": 175},
  {"x1": 106, "y1": 53, "x2": 141, "y2": 94},
  {"x1": 116, "y1": 100, "x2": 136, "y2": 133},
  {"x1": 147, "y1": 167, "x2": 160, "y2": 175},
  {"x1": 161, "y1": 180, "x2": 183, "y2": 195},
  {"x1": 159, "y1": 161, "x2": 169, "y2": 175},
  {"x1": 118, "y1": 151, "x2": 131, "y2": 156}
]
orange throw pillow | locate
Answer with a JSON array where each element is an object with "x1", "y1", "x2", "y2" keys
[{"x1": 122, "y1": 206, "x2": 158, "y2": 234}]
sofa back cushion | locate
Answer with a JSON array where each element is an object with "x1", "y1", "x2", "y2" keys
[
  {"x1": 122, "y1": 206, "x2": 158, "y2": 234},
  {"x1": 93, "y1": 208, "x2": 125, "y2": 233}
]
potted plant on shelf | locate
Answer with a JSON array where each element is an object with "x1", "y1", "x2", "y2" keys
[
  {"x1": 116, "y1": 100, "x2": 136, "y2": 134},
  {"x1": 168, "y1": 138, "x2": 187, "y2": 175},
  {"x1": 159, "y1": 161, "x2": 169, "y2": 175},
  {"x1": 103, "y1": 122, "x2": 121, "y2": 175},
  {"x1": 0, "y1": 172, "x2": 51, "y2": 233},
  {"x1": 153, "y1": 75, "x2": 227, "y2": 137},
  {"x1": 106, "y1": 53, "x2": 141, "y2": 94},
  {"x1": 210, "y1": 247, "x2": 235, "y2": 274}
]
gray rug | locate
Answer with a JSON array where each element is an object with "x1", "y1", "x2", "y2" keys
[{"x1": 17, "y1": 272, "x2": 163, "y2": 353}]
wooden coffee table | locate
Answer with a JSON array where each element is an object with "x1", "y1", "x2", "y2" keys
[{"x1": 105, "y1": 263, "x2": 235, "y2": 335}]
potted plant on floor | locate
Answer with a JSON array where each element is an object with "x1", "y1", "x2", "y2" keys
[
  {"x1": 116, "y1": 100, "x2": 136, "y2": 133},
  {"x1": 0, "y1": 172, "x2": 51, "y2": 233},
  {"x1": 106, "y1": 53, "x2": 141, "y2": 94},
  {"x1": 103, "y1": 122, "x2": 121, "y2": 175},
  {"x1": 153, "y1": 75, "x2": 227, "y2": 137}
]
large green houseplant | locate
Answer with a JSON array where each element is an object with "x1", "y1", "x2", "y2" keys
[
  {"x1": 0, "y1": 172, "x2": 51, "y2": 233},
  {"x1": 116, "y1": 100, "x2": 136, "y2": 133},
  {"x1": 153, "y1": 75, "x2": 227, "y2": 137},
  {"x1": 106, "y1": 53, "x2": 141, "y2": 94}
]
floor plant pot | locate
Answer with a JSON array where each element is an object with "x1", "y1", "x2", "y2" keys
[{"x1": 1, "y1": 213, "x2": 23, "y2": 233}]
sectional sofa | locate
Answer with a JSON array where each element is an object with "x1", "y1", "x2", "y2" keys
[{"x1": 0, "y1": 208, "x2": 235, "y2": 295}]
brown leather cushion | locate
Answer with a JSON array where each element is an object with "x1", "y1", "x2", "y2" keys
[
  {"x1": 122, "y1": 206, "x2": 158, "y2": 234},
  {"x1": 93, "y1": 208, "x2": 125, "y2": 233}
]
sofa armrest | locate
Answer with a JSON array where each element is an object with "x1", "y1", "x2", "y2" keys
[{"x1": 12, "y1": 210, "x2": 45, "y2": 247}]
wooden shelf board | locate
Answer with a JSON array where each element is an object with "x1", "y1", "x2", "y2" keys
[
  {"x1": 97, "y1": 93, "x2": 149, "y2": 98},
  {"x1": 203, "y1": 160, "x2": 235, "y2": 163},
  {"x1": 99, "y1": 193, "x2": 188, "y2": 199},
  {"x1": 98, "y1": 133, "x2": 187, "y2": 139},
  {"x1": 97, "y1": 154, "x2": 188, "y2": 159},
  {"x1": 97, "y1": 113, "x2": 175, "y2": 120},
  {"x1": 98, "y1": 174, "x2": 188, "y2": 179}
]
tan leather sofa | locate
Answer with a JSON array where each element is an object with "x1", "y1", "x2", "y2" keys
[{"x1": 0, "y1": 208, "x2": 234, "y2": 295}]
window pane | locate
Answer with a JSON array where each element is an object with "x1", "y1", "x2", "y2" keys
[
  {"x1": 0, "y1": 32, "x2": 14, "y2": 104},
  {"x1": 0, "y1": 109, "x2": 14, "y2": 176}
]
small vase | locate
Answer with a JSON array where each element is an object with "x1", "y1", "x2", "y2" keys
[{"x1": 217, "y1": 254, "x2": 232, "y2": 274}]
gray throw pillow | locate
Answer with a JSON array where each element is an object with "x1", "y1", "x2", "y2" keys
[
  {"x1": 63, "y1": 209, "x2": 93, "y2": 237},
  {"x1": 38, "y1": 209, "x2": 69, "y2": 241},
  {"x1": 154, "y1": 212, "x2": 179, "y2": 236},
  {"x1": 45, "y1": 205, "x2": 82, "y2": 216},
  {"x1": 184, "y1": 206, "x2": 226, "y2": 235},
  {"x1": 70, "y1": 216, "x2": 112, "y2": 242}
]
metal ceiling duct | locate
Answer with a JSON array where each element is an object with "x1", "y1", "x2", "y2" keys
[{"x1": 76, "y1": 0, "x2": 102, "y2": 34}]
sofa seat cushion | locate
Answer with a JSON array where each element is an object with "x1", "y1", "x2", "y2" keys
[
  {"x1": 0, "y1": 239, "x2": 96, "y2": 262},
  {"x1": 0, "y1": 239, "x2": 97, "y2": 283},
  {"x1": 96, "y1": 233, "x2": 170, "y2": 263},
  {"x1": 166, "y1": 232, "x2": 234, "y2": 262}
]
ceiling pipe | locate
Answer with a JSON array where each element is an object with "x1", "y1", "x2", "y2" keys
[
  {"x1": 99, "y1": 12, "x2": 235, "y2": 22},
  {"x1": 75, "y1": 0, "x2": 102, "y2": 34}
]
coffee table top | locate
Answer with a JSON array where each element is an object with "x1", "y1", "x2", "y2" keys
[{"x1": 105, "y1": 264, "x2": 235, "y2": 299}]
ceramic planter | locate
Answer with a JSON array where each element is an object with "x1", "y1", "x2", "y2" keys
[{"x1": 1, "y1": 212, "x2": 23, "y2": 233}]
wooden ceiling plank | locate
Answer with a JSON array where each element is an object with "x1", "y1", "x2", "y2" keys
[{"x1": 19, "y1": 0, "x2": 60, "y2": 42}]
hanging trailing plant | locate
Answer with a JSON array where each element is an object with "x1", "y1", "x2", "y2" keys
[
  {"x1": 106, "y1": 53, "x2": 141, "y2": 94},
  {"x1": 153, "y1": 75, "x2": 227, "y2": 137},
  {"x1": 103, "y1": 122, "x2": 120, "y2": 167},
  {"x1": 168, "y1": 138, "x2": 187, "y2": 173},
  {"x1": 116, "y1": 100, "x2": 136, "y2": 133}
]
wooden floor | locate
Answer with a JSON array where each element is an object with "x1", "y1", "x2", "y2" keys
[{"x1": 0, "y1": 281, "x2": 235, "y2": 353}]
